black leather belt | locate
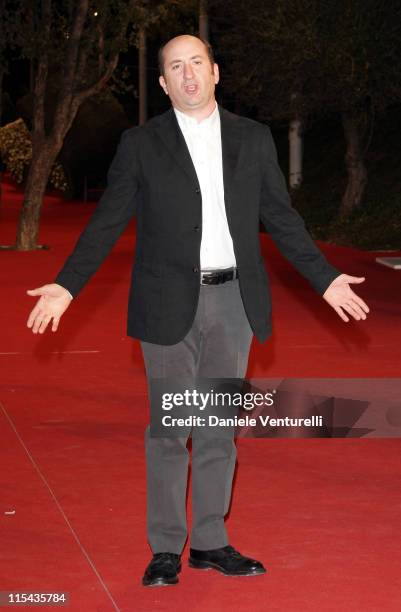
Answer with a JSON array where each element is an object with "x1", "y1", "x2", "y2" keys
[{"x1": 200, "y1": 268, "x2": 239, "y2": 285}]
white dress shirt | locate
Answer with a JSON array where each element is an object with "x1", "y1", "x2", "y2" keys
[{"x1": 174, "y1": 103, "x2": 237, "y2": 271}]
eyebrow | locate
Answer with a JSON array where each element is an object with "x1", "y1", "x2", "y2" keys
[{"x1": 169, "y1": 55, "x2": 204, "y2": 65}]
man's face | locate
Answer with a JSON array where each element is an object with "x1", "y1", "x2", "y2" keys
[{"x1": 159, "y1": 35, "x2": 219, "y2": 115}]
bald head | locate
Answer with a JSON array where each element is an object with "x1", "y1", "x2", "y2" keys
[
  {"x1": 158, "y1": 34, "x2": 219, "y2": 120},
  {"x1": 158, "y1": 35, "x2": 215, "y2": 76}
]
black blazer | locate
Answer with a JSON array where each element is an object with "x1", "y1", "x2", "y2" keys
[{"x1": 55, "y1": 105, "x2": 339, "y2": 345}]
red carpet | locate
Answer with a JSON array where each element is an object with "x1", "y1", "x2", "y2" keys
[{"x1": 1, "y1": 177, "x2": 401, "y2": 611}]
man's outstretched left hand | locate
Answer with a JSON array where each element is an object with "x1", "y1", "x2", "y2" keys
[{"x1": 323, "y1": 274, "x2": 369, "y2": 322}]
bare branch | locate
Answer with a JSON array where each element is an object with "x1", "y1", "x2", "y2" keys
[
  {"x1": 75, "y1": 46, "x2": 89, "y2": 86},
  {"x1": 64, "y1": 0, "x2": 89, "y2": 89},
  {"x1": 73, "y1": 0, "x2": 136, "y2": 107},
  {"x1": 52, "y1": 0, "x2": 89, "y2": 140},
  {"x1": 98, "y1": 23, "x2": 105, "y2": 77},
  {"x1": 71, "y1": 54, "x2": 119, "y2": 120},
  {"x1": 32, "y1": 0, "x2": 52, "y2": 141}
]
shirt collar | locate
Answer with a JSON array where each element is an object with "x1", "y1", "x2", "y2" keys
[{"x1": 174, "y1": 102, "x2": 219, "y2": 133}]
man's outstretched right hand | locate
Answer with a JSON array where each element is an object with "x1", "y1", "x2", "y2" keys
[{"x1": 27, "y1": 284, "x2": 73, "y2": 334}]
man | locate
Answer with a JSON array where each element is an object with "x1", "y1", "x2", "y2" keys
[{"x1": 26, "y1": 35, "x2": 369, "y2": 587}]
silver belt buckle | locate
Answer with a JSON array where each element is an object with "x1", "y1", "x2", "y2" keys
[{"x1": 200, "y1": 267, "x2": 237, "y2": 285}]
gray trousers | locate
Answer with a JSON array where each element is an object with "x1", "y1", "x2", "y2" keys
[{"x1": 141, "y1": 279, "x2": 253, "y2": 554}]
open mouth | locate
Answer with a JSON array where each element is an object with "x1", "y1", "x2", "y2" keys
[{"x1": 184, "y1": 83, "x2": 199, "y2": 95}]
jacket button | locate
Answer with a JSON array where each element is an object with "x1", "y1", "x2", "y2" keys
[
  {"x1": 194, "y1": 226, "x2": 200, "y2": 232},
  {"x1": 193, "y1": 266, "x2": 199, "y2": 273},
  {"x1": 195, "y1": 187, "x2": 201, "y2": 194}
]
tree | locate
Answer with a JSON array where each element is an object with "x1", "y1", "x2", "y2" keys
[
  {"x1": 0, "y1": 0, "x2": 20, "y2": 203},
  {"x1": 321, "y1": 0, "x2": 401, "y2": 215},
  {"x1": 211, "y1": 0, "x2": 401, "y2": 215},
  {"x1": 0, "y1": 118, "x2": 67, "y2": 190},
  {"x1": 211, "y1": 0, "x2": 325, "y2": 189},
  {"x1": 12, "y1": 0, "x2": 136, "y2": 250},
  {"x1": 0, "y1": 0, "x2": 16, "y2": 128}
]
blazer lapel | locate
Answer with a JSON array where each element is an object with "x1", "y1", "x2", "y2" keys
[
  {"x1": 151, "y1": 108, "x2": 200, "y2": 187},
  {"x1": 150, "y1": 105, "x2": 243, "y2": 201},
  {"x1": 219, "y1": 105, "x2": 243, "y2": 204}
]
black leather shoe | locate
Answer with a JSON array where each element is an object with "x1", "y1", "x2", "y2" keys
[
  {"x1": 142, "y1": 553, "x2": 181, "y2": 586},
  {"x1": 189, "y1": 545, "x2": 266, "y2": 576}
]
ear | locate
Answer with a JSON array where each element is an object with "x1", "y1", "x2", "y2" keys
[
  {"x1": 159, "y1": 75, "x2": 168, "y2": 95},
  {"x1": 213, "y1": 63, "x2": 220, "y2": 85}
]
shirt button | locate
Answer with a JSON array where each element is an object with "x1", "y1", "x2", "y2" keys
[{"x1": 193, "y1": 266, "x2": 199, "y2": 273}]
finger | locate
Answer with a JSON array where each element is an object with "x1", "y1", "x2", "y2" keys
[
  {"x1": 27, "y1": 305, "x2": 41, "y2": 328},
  {"x1": 350, "y1": 297, "x2": 369, "y2": 317},
  {"x1": 349, "y1": 300, "x2": 367, "y2": 320},
  {"x1": 345, "y1": 276, "x2": 365, "y2": 284},
  {"x1": 334, "y1": 305, "x2": 349, "y2": 322},
  {"x1": 342, "y1": 302, "x2": 362, "y2": 321},
  {"x1": 38, "y1": 315, "x2": 51, "y2": 334},
  {"x1": 27, "y1": 287, "x2": 46, "y2": 297},
  {"x1": 32, "y1": 311, "x2": 45, "y2": 334},
  {"x1": 52, "y1": 317, "x2": 60, "y2": 332},
  {"x1": 349, "y1": 292, "x2": 370, "y2": 313}
]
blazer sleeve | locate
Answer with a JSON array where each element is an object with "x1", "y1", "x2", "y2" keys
[
  {"x1": 259, "y1": 126, "x2": 340, "y2": 295},
  {"x1": 54, "y1": 128, "x2": 139, "y2": 297}
]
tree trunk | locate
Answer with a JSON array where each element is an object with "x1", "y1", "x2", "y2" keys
[
  {"x1": 0, "y1": 65, "x2": 3, "y2": 127},
  {"x1": 289, "y1": 115, "x2": 303, "y2": 189},
  {"x1": 199, "y1": 0, "x2": 209, "y2": 40},
  {"x1": 0, "y1": 66, "x2": 4, "y2": 206},
  {"x1": 138, "y1": 26, "x2": 147, "y2": 125},
  {"x1": 340, "y1": 112, "x2": 368, "y2": 216},
  {"x1": 15, "y1": 145, "x2": 57, "y2": 250}
]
